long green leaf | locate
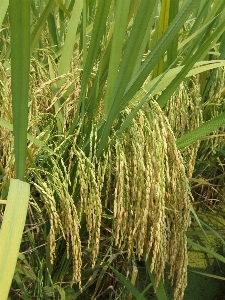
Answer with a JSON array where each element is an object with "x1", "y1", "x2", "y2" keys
[
  {"x1": 187, "y1": 239, "x2": 225, "y2": 263},
  {"x1": 123, "y1": 0, "x2": 198, "y2": 105},
  {"x1": 56, "y1": 0, "x2": 71, "y2": 19},
  {"x1": 30, "y1": 0, "x2": 54, "y2": 54},
  {"x1": 69, "y1": 0, "x2": 112, "y2": 134},
  {"x1": 10, "y1": 0, "x2": 30, "y2": 180},
  {"x1": 157, "y1": 12, "x2": 225, "y2": 109},
  {"x1": 183, "y1": 1, "x2": 225, "y2": 65},
  {"x1": 112, "y1": 61, "x2": 225, "y2": 145},
  {"x1": 57, "y1": 0, "x2": 83, "y2": 84},
  {"x1": 190, "y1": 205, "x2": 210, "y2": 243},
  {"x1": 104, "y1": 0, "x2": 131, "y2": 113},
  {"x1": 0, "y1": 0, "x2": 9, "y2": 28},
  {"x1": 152, "y1": 0, "x2": 171, "y2": 78},
  {"x1": 0, "y1": 117, "x2": 57, "y2": 156},
  {"x1": 79, "y1": 0, "x2": 111, "y2": 110},
  {"x1": 190, "y1": 271, "x2": 225, "y2": 281},
  {"x1": 167, "y1": 0, "x2": 179, "y2": 67},
  {"x1": 145, "y1": 251, "x2": 168, "y2": 300},
  {"x1": 0, "y1": 179, "x2": 30, "y2": 299},
  {"x1": 110, "y1": 266, "x2": 148, "y2": 300},
  {"x1": 13, "y1": 272, "x2": 29, "y2": 300},
  {"x1": 196, "y1": 218, "x2": 225, "y2": 246},
  {"x1": 140, "y1": 60, "x2": 225, "y2": 100},
  {"x1": 112, "y1": 0, "x2": 158, "y2": 101},
  {"x1": 176, "y1": 112, "x2": 225, "y2": 149}
]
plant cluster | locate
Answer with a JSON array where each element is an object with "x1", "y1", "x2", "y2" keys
[{"x1": 0, "y1": 0, "x2": 225, "y2": 299}]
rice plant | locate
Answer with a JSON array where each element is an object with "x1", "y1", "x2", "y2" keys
[{"x1": 1, "y1": 1, "x2": 225, "y2": 299}]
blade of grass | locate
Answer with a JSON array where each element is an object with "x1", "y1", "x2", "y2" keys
[
  {"x1": 0, "y1": 117, "x2": 57, "y2": 155},
  {"x1": 201, "y1": 31, "x2": 225, "y2": 103},
  {"x1": 152, "y1": 0, "x2": 170, "y2": 78},
  {"x1": 167, "y1": 0, "x2": 179, "y2": 67},
  {"x1": 184, "y1": 1, "x2": 225, "y2": 64},
  {"x1": 0, "y1": 179, "x2": 30, "y2": 299},
  {"x1": 187, "y1": 239, "x2": 225, "y2": 263},
  {"x1": 69, "y1": 0, "x2": 112, "y2": 133},
  {"x1": 157, "y1": 12, "x2": 225, "y2": 109},
  {"x1": 195, "y1": 218, "x2": 225, "y2": 246},
  {"x1": 190, "y1": 271, "x2": 225, "y2": 281},
  {"x1": 49, "y1": 0, "x2": 83, "y2": 133},
  {"x1": 190, "y1": 205, "x2": 210, "y2": 243},
  {"x1": 140, "y1": 60, "x2": 225, "y2": 100},
  {"x1": 131, "y1": 1, "x2": 158, "y2": 78},
  {"x1": 104, "y1": 0, "x2": 131, "y2": 114},
  {"x1": 123, "y1": 0, "x2": 198, "y2": 105},
  {"x1": 110, "y1": 266, "x2": 148, "y2": 300},
  {"x1": 145, "y1": 251, "x2": 168, "y2": 300},
  {"x1": 81, "y1": 0, "x2": 87, "y2": 67},
  {"x1": 13, "y1": 272, "x2": 29, "y2": 300},
  {"x1": 56, "y1": 0, "x2": 71, "y2": 19},
  {"x1": 0, "y1": 0, "x2": 8, "y2": 28},
  {"x1": 57, "y1": 0, "x2": 83, "y2": 84},
  {"x1": 176, "y1": 112, "x2": 225, "y2": 149},
  {"x1": 110, "y1": 0, "x2": 159, "y2": 109},
  {"x1": 10, "y1": 0, "x2": 30, "y2": 180},
  {"x1": 138, "y1": 283, "x2": 153, "y2": 299},
  {"x1": 47, "y1": 12, "x2": 59, "y2": 51},
  {"x1": 30, "y1": 0, "x2": 54, "y2": 54}
]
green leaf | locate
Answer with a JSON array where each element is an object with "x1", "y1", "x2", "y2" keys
[
  {"x1": 123, "y1": 0, "x2": 198, "y2": 106},
  {"x1": 0, "y1": 0, "x2": 8, "y2": 29},
  {"x1": 190, "y1": 271, "x2": 225, "y2": 281},
  {"x1": 104, "y1": 0, "x2": 131, "y2": 114},
  {"x1": 55, "y1": 0, "x2": 71, "y2": 19},
  {"x1": 0, "y1": 117, "x2": 57, "y2": 156},
  {"x1": 190, "y1": 205, "x2": 210, "y2": 243},
  {"x1": 10, "y1": 0, "x2": 30, "y2": 180},
  {"x1": 30, "y1": 0, "x2": 54, "y2": 54},
  {"x1": 187, "y1": 239, "x2": 225, "y2": 264},
  {"x1": 157, "y1": 11, "x2": 225, "y2": 109},
  {"x1": 57, "y1": 0, "x2": 83, "y2": 85},
  {"x1": 110, "y1": 266, "x2": 148, "y2": 300},
  {"x1": 176, "y1": 112, "x2": 225, "y2": 149},
  {"x1": 145, "y1": 251, "x2": 168, "y2": 300},
  {"x1": 69, "y1": 0, "x2": 112, "y2": 134},
  {"x1": 194, "y1": 218, "x2": 225, "y2": 246},
  {"x1": 131, "y1": 60, "x2": 225, "y2": 112},
  {"x1": 0, "y1": 179, "x2": 30, "y2": 299},
  {"x1": 167, "y1": 0, "x2": 179, "y2": 67},
  {"x1": 13, "y1": 272, "x2": 29, "y2": 300}
]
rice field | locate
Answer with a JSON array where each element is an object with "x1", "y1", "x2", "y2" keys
[{"x1": 0, "y1": 1, "x2": 225, "y2": 299}]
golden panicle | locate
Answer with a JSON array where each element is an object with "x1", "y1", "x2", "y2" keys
[
  {"x1": 33, "y1": 158, "x2": 82, "y2": 286},
  {"x1": 112, "y1": 101, "x2": 191, "y2": 300},
  {"x1": 165, "y1": 80, "x2": 203, "y2": 178},
  {"x1": 70, "y1": 125, "x2": 108, "y2": 267}
]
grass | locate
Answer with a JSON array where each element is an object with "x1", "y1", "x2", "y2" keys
[{"x1": 0, "y1": 0, "x2": 225, "y2": 299}]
